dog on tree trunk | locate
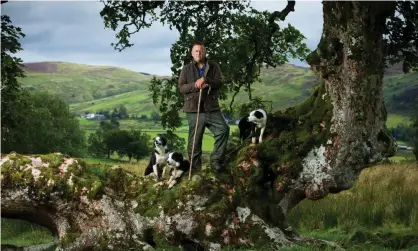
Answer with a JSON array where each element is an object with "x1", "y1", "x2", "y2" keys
[
  {"x1": 238, "y1": 109, "x2": 267, "y2": 144},
  {"x1": 144, "y1": 135, "x2": 169, "y2": 180},
  {"x1": 165, "y1": 152, "x2": 189, "y2": 189}
]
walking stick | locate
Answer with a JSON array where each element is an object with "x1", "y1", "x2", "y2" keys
[{"x1": 189, "y1": 88, "x2": 203, "y2": 180}]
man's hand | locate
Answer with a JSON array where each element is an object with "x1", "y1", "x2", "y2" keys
[{"x1": 195, "y1": 77, "x2": 208, "y2": 89}]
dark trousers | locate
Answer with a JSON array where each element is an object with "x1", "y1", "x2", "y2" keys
[{"x1": 186, "y1": 111, "x2": 230, "y2": 169}]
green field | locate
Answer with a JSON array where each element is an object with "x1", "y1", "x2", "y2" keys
[
  {"x1": 18, "y1": 62, "x2": 418, "y2": 119},
  {"x1": 383, "y1": 70, "x2": 418, "y2": 115},
  {"x1": 19, "y1": 62, "x2": 153, "y2": 104},
  {"x1": 19, "y1": 61, "x2": 417, "y2": 159},
  {"x1": 70, "y1": 91, "x2": 157, "y2": 117},
  {"x1": 386, "y1": 113, "x2": 413, "y2": 128},
  {"x1": 80, "y1": 117, "x2": 239, "y2": 153}
]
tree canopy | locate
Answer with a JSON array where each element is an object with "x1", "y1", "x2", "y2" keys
[
  {"x1": 1, "y1": 14, "x2": 26, "y2": 141},
  {"x1": 100, "y1": 0, "x2": 310, "y2": 130},
  {"x1": 1, "y1": 7, "x2": 87, "y2": 156}
]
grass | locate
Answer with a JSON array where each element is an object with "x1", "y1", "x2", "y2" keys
[
  {"x1": 70, "y1": 91, "x2": 156, "y2": 117},
  {"x1": 287, "y1": 162, "x2": 418, "y2": 232},
  {"x1": 1, "y1": 218, "x2": 55, "y2": 246},
  {"x1": 19, "y1": 62, "x2": 153, "y2": 105},
  {"x1": 383, "y1": 71, "x2": 418, "y2": 115},
  {"x1": 390, "y1": 149, "x2": 416, "y2": 163},
  {"x1": 277, "y1": 161, "x2": 418, "y2": 251},
  {"x1": 387, "y1": 113, "x2": 412, "y2": 128}
]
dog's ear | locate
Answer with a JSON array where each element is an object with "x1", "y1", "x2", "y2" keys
[{"x1": 254, "y1": 111, "x2": 263, "y2": 119}]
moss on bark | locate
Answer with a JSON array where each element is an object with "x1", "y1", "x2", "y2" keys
[{"x1": 224, "y1": 79, "x2": 333, "y2": 228}]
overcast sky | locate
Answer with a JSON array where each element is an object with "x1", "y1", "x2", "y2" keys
[{"x1": 2, "y1": 0, "x2": 323, "y2": 76}]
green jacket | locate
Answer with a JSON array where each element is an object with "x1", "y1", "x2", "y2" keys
[{"x1": 178, "y1": 59, "x2": 223, "y2": 113}]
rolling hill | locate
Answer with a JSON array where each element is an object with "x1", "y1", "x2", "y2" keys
[
  {"x1": 19, "y1": 62, "x2": 154, "y2": 104},
  {"x1": 18, "y1": 61, "x2": 417, "y2": 122},
  {"x1": 18, "y1": 62, "x2": 319, "y2": 117},
  {"x1": 383, "y1": 71, "x2": 418, "y2": 115}
]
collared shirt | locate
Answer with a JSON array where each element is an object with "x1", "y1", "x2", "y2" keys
[
  {"x1": 198, "y1": 65, "x2": 205, "y2": 78},
  {"x1": 194, "y1": 60, "x2": 206, "y2": 112}
]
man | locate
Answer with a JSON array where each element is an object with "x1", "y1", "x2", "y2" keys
[{"x1": 178, "y1": 41, "x2": 230, "y2": 172}]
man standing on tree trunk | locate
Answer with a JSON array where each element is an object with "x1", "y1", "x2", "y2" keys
[{"x1": 178, "y1": 41, "x2": 230, "y2": 172}]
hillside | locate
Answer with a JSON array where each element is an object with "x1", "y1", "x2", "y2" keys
[
  {"x1": 18, "y1": 62, "x2": 318, "y2": 116},
  {"x1": 383, "y1": 71, "x2": 418, "y2": 115},
  {"x1": 19, "y1": 62, "x2": 154, "y2": 104},
  {"x1": 19, "y1": 61, "x2": 417, "y2": 119}
]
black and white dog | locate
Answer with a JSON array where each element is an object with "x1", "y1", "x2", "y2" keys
[
  {"x1": 144, "y1": 135, "x2": 169, "y2": 180},
  {"x1": 238, "y1": 109, "x2": 267, "y2": 144},
  {"x1": 165, "y1": 152, "x2": 190, "y2": 189}
]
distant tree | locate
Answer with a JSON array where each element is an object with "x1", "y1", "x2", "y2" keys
[
  {"x1": 3, "y1": 91, "x2": 87, "y2": 156},
  {"x1": 99, "y1": 110, "x2": 109, "y2": 118},
  {"x1": 150, "y1": 111, "x2": 160, "y2": 121},
  {"x1": 126, "y1": 129, "x2": 151, "y2": 161},
  {"x1": 0, "y1": 16, "x2": 87, "y2": 159},
  {"x1": 110, "y1": 117, "x2": 120, "y2": 127},
  {"x1": 140, "y1": 114, "x2": 148, "y2": 120},
  {"x1": 390, "y1": 124, "x2": 416, "y2": 146},
  {"x1": 87, "y1": 132, "x2": 106, "y2": 157},
  {"x1": 88, "y1": 126, "x2": 151, "y2": 160},
  {"x1": 108, "y1": 130, "x2": 132, "y2": 159},
  {"x1": 101, "y1": 129, "x2": 121, "y2": 158},
  {"x1": 119, "y1": 104, "x2": 129, "y2": 119},
  {"x1": 111, "y1": 107, "x2": 119, "y2": 119},
  {"x1": 100, "y1": 119, "x2": 119, "y2": 131}
]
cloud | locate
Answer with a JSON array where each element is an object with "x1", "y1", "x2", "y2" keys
[{"x1": 2, "y1": 0, "x2": 323, "y2": 75}]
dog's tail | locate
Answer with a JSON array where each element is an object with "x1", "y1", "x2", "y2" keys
[{"x1": 143, "y1": 154, "x2": 154, "y2": 176}]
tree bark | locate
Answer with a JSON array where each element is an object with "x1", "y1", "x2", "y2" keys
[
  {"x1": 306, "y1": 1, "x2": 397, "y2": 194},
  {"x1": 1, "y1": 153, "x2": 298, "y2": 251},
  {"x1": 0, "y1": 2, "x2": 397, "y2": 251}
]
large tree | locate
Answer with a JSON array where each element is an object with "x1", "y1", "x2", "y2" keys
[
  {"x1": 100, "y1": 0, "x2": 310, "y2": 130},
  {"x1": 2, "y1": 1, "x2": 417, "y2": 250},
  {"x1": 1, "y1": 12, "x2": 27, "y2": 150}
]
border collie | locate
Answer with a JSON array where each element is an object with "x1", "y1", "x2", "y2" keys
[
  {"x1": 238, "y1": 109, "x2": 267, "y2": 144},
  {"x1": 144, "y1": 135, "x2": 169, "y2": 180},
  {"x1": 165, "y1": 152, "x2": 190, "y2": 189}
]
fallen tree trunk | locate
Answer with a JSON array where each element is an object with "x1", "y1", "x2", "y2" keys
[
  {"x1": 0, "y1": 79, "x2": 394, "y2": 251},
  {"x1": 1, "y1": 2, "x2": 398, "y2": 250},
  {"x1": 1, "y1": 152, "x2": 300, "y2": 251}
]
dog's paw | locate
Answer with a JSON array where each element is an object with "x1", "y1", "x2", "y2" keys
[{"x1": 153, "y1": 182, "x2": 164, "y2": 188}]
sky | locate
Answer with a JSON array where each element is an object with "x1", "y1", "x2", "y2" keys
[{"x1": 1, "y1": 0, "x2": 323, "y2": 76}]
